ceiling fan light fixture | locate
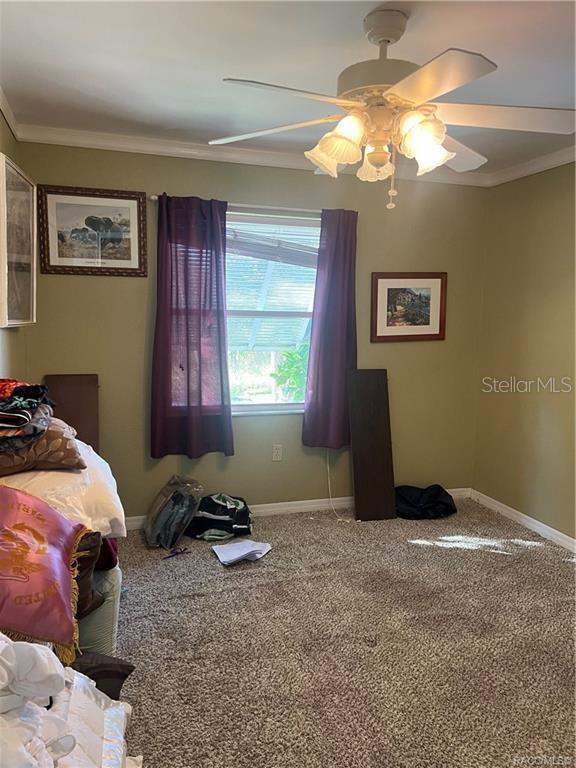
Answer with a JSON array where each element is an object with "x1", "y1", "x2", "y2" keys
[
  {"x1": 398, "y1": 109, "x2": 426, "y2": 136},
  {"x1": 304, "y1": 144, "x2": 339, "y2": 177},
  {"x1": 318, "y1": 133, "x2": 363, "y2": 164},
  {"x1": 216, "y1": 8, "x2": 575, "y2": 205},
  {"x1": 414, "y1": 142, "x2": 456, "y2": 176},
  {"x1": 357, "y1": 145, "x2": 395, "y2": 182},
  {"x1": 317, "y1": 112, "x2": 365, "y2": 164},
  {"x1": 365, "y1": 141, "x2": 391, "y2": 168},
  {"x1": 402, "y1": 120, "x2": 446, "y2": 158}
]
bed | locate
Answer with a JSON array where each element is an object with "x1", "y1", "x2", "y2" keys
[
  {"x1": 3, "y1": 440, "x2": 126, "y2": 539},
  {"x1": 1, "y1": 375, "x2": 127, "y2": 657},
  {"x1": 3, "y1": 440, "x2": 126, "y2": 656}
]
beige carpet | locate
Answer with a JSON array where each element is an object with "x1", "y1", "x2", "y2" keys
[{"x1": 117, "y1": 500, "x2": 575, "y2": 768}]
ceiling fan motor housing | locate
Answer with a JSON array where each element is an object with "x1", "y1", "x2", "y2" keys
[
  {"x1": 338, "y1": 9, "x2": 418, "y2": 99},
  {"x1": 337, "y1": 58, "x2": 419, "y2": 100}
]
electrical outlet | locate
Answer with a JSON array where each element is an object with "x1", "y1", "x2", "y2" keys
[{"x1": 272, "y1": 444, "x2": 283, "y2": 462}]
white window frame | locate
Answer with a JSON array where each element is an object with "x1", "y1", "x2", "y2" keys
[{"x1": 225, "y1": 205, "x2": 320, "y2": 416}]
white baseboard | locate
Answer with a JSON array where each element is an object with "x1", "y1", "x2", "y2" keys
[
  {"x1": 251, "y1": 490, "x2": 470, "y2": 515},
  {"x1": 251, "y1": 495, "x2": 353, "y2": 517},
  {"x1": 125, "y1": 489, "x2": 469, "y2": 530},
  {"x1": 124, "y1": 487, "x2": 575, "y2": 552},
  {"x1": 469, "y1": 489, "x2": 576, "y2": 553},
  {"x1": 444, "y1": 488, "x2": 472, "y2": 500},
  {"x1": 125, "y1": 516, "x2": 146, "y2": 531},
  {"x1": 124, "y1": 496, "x2": 354, "y2": 531}
]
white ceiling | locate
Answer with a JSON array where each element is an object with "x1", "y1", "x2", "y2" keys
[{"x1": 1, "y1": 1, "x2": 574, "y2": 176}]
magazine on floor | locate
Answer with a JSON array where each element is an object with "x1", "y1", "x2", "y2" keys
[{"x1": 211, "y1": 539, "x2": 271, "y2": 566}]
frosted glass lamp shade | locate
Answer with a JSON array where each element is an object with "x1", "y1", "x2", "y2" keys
[
  {"x1": 317, "y1": 113, "x2": 365, "y2": 165},
  {"x1": 400, "y1": 113, "x2": 446, "y2": 159},
  {"x1": 367, "y1": 147, "x2": 391, "y2": 168},
  {"x1": 415, "y1": 143, "x2": 456, "y2": 175},
  {"x1": 304, "y1": 144, "x2": 339, "y2": 177},
  {"x1": 318, "y1": 133, "x2": 363, "y2": 164},
  {"x1": 333, "y1": 113, "x2": 365, "y2": 143},
  {"x1": 357, "y1": 148, "x2": 395, "y2": 182},
  {"x1": 397, "y1": 108, "x2": 453, "y2": 174},
  {"x1": 398, "y1": 110, "x2": 425, "y2": 137}
]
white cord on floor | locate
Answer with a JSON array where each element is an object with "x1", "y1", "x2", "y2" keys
[{"x1": 326, "y1": 448, "x2": 349, "y2": 522}]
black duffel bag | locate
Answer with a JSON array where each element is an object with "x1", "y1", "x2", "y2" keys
[
  {"x1": 395, "y1": 484, "x2": 457, "y2": 519},
  {"x1": 186, "y1": 493, "x2": 252, "y2": 540}
]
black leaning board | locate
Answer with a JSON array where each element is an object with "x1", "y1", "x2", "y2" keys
[{"x1": 348, "y1": 369, "x2": 396, "y2": 521}]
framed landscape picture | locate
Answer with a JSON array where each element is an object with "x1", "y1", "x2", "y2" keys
[
  {"x1": 38, "y1": 185, "x2": 147, "y2": 276},
  {"x1": 371, "y1": 272, "x2": 447, "y2": 342},
  {"x1": 0, "y1": 153, "x2": 36, "y2": 327}
]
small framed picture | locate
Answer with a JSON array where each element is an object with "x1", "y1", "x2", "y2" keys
[
  {"x1": 38, "y1": 185, "x2": 147, "y2": 276},
  {"x1": 371, "y1": 272, "x2": 447, "y2": 342},
  {"x1": 0, "y1": 153, "x2": 36, "y2": 327}
]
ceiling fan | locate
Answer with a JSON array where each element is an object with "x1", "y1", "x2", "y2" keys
[{"x1": 209, "y1": 6, "x2": 575, "y2": 208}]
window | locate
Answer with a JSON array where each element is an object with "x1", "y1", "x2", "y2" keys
[{"x1": 225, "y1": 207, "x2": 320, "y2": 412}]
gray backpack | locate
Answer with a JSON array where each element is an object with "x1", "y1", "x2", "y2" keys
[{"x1": 144, "y1": 475, "x2": 203, "y2": 549}]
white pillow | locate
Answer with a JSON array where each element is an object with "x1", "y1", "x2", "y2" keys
[{"x1": 0, "y1": 442, "x2": 126, "y2": 538}]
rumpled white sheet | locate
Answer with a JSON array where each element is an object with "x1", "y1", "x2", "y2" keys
[
  {"x1": 0, "y1": 633, "x2": 142, "y2": 767},
  {"x1": 50, "y1": 668, "x2": 133, "y2": 768},
  {"x1": 0, "y1": 636, "x2": 64, "y2": 713},
  {"x1": 0, "y1": 441, "x2": 126, "y2": 538},
  {"x1": 0, "y1": 700, "x2": 75, "y2": 768},
  {"x1": 0, "y1": 635, "x2": 72, "y2": 768}
]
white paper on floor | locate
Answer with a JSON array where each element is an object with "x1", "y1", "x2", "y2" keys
[{"x1": 212, "y1": 539, "x2": 271, "y2": 566}]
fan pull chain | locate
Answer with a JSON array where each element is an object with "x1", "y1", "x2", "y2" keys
[{"x1": 386, "y1": 147, "x2": 398, "y2": 209}]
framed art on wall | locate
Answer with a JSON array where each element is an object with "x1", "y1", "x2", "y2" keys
[
  {"x1": 371, "y1": 272, "x2": 447, "y2": 342},
  {"x1": 0, "y1": 153, "x2": 36, "y2": 327},
  {"x1": 38, "y1": 185, "x2": 147, "y2": 276}
]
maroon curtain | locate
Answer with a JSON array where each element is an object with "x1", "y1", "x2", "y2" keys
[
  {"x1": 151, "y1": 195, "x2": 234, "y2": 458},
  {"x1": 302, "y1": 209, "x2": 357, "y2": 449}
]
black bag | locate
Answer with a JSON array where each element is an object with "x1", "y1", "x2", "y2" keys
[
  {"x1": 395, "y1": 484, "x2": 457, "y2": 519},
  {"x1": 186, "y1": 493, "x2": 252, "y2": 540}
]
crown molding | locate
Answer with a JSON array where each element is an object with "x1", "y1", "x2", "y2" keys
[
  {"x1": 485, "y1": 144, "x2": 575, "y2": 186},
  {"x1": 3, "y1": 105, "x2": 574, "y2": 189},
  {"x1": 0, "y1": 87, "x2": 18, "y2": 141},
  {"x1": 15, "y1": 123, "x2": 314, "y2": 171},
  {"x1": 10, "y1": 122, "x2": 493, "y2": 187}
]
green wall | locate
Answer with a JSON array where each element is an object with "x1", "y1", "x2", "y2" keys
[
  {"x1": 14, "y1": 142, "x2": 486, "y2": 516},
  {"x1": 6, "y1": 131, "x2": 574, "y2": 538},
  {"x1": 474, "y1": 164, "x2": 575, "y2": 537},
  {"x1": 0, "y1": 111, "x2": 26, "y2": 379}
]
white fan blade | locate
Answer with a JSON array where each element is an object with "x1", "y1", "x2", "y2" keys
[
  {"x1": 435, "y1": 102, "x2": 575, "y2": 135},
  {"x1": 223, "y1": 78, "x2": 364, "y2": 108},
  {"x1": 385, "y1": 49, "x2": 497, "y2": 106},
  {"x1": 443, "y1": 135, "x2": 488, "y2": 172},
  {"x1": 209, "y1": 115, "x2": 341, "y2": 146}
]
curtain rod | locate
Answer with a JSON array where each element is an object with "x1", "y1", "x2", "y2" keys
[{"x1": 148, "y1": 196, "x2": 321, "y2": 215}]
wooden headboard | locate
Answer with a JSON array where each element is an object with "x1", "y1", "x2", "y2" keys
[{"x1": 43, "y1": 374, "x2": 100, "y2": 452}]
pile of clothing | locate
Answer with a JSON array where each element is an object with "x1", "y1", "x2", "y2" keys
[
  {"x1": 0, "y1": 632, "x2": 142, "y2": 768},
  {"x1": 0, "y1": 379, "x2": 54, "y2": 453}
]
